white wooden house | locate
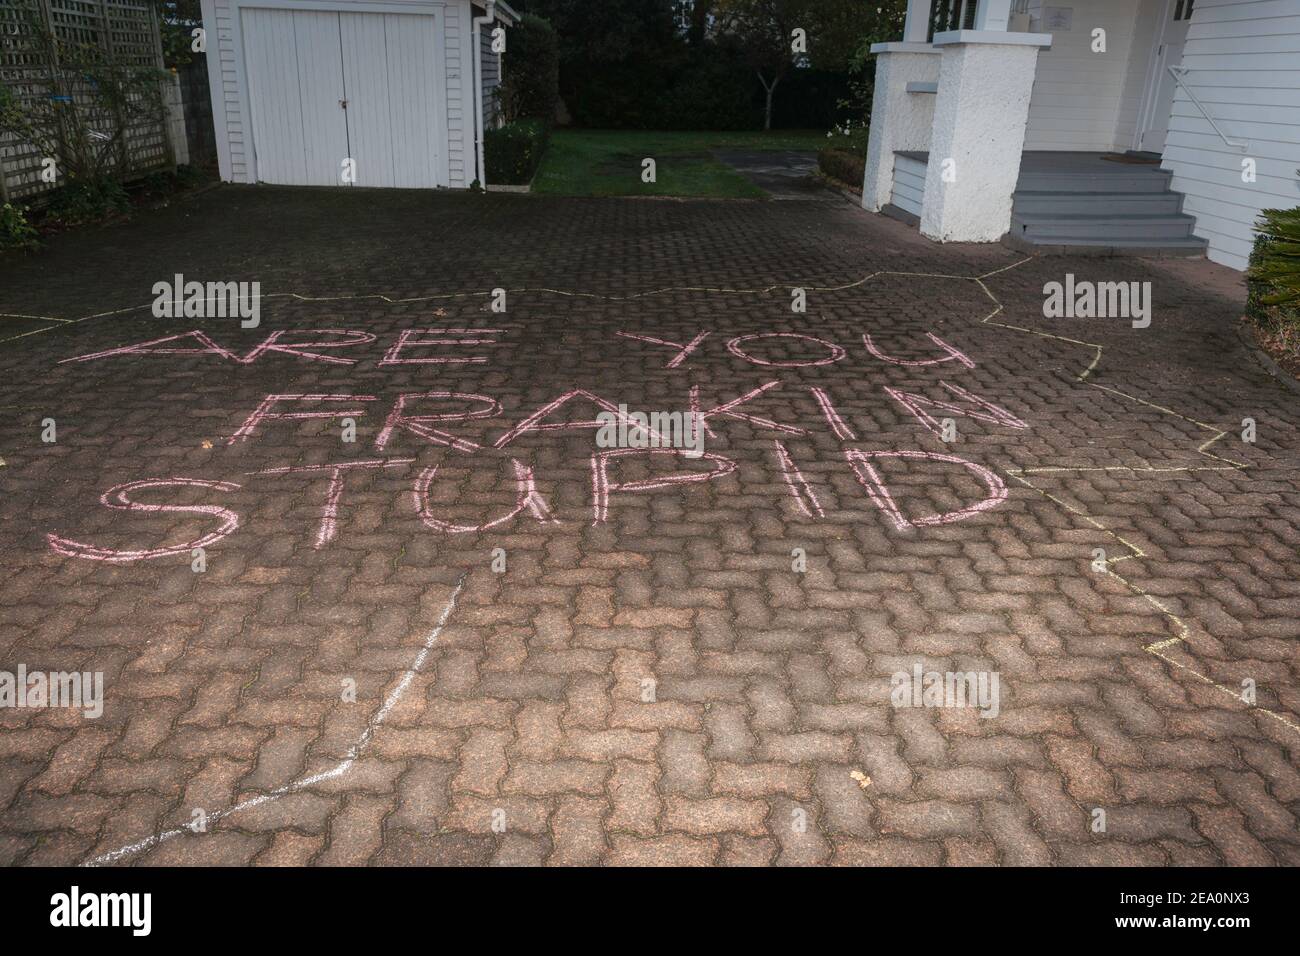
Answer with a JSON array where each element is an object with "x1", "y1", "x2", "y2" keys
[
  {"x1": 199, "y1": 0, "x2": 516, "y2": 190},
  {"x1": 863, "y1": 0, "x2": 1300, "y2": 269}
]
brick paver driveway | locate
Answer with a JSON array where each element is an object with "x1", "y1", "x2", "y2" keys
[{"x1": 1, "y1": 186, "x2": 1297, "y2": 866}]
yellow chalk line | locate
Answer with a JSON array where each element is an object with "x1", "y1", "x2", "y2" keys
[{"x1": 965, "y1": 269, "x2": 1294, "y2": 735}]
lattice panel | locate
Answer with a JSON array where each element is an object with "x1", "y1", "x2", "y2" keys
[{"x1": 0, "y1": 0, "x2": 169, "y2": 203}]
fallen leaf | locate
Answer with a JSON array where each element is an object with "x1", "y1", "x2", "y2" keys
[
  {"x1": 850, "y1": 770, "x2": 871, "y2": 790},
  {"x1": 201, "y1": 440, "x2": 213, "y2": 449}
]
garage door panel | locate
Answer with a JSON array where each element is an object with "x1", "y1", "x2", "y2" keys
[
  {"x1": 383, "y1": 13, "x2": 444, "y2": 188},
  {"x1": 242, "y1": 8, "x2": 309, "y2": 185},
  {"x1": 292, "y1": 11, "x2": 350, "y2": 187},
  {"x1": 340, "y1": 12, "x2": 396, "y2": 188}
]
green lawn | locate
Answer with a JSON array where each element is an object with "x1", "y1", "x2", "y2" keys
[{"x1": 532, "y1": 129, "x2": 829, "y2": 199}]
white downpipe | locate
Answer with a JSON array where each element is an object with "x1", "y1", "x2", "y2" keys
[{"x1": 472, "y1": 0, "x2": 496, "y2": 188}]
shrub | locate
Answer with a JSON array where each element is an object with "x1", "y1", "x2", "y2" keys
[
  {"x1": 500, "y1": 14, "x2": 560, "y2": 125},
  {"x1": 818, "y1": 148, "x2": 865, "y2": 190},
  {"x1": 824, "y1": 120, "x2": 869, "y2": 157},
  {"x1": 44, "y1": 176, "x2": 130, "y2": 225},
  {"x1": 1247, "y1": 206, "x2": 1300, "y2": 353},
  {"x1": 484, "y1": 120, "x2": 550, "y2": 186},
  {"x1": 0, "y1": 202, "x2": 40, "y2": 253},
  {"x1": 657, "y1": 50, "x2": 761, "y2": 131}
]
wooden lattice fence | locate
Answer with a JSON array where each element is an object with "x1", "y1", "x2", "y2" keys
[{"x1": 0, "y1": 0, "x2": 173, "y2": 204}]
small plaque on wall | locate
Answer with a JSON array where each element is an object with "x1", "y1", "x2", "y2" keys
[{"x1": 1041, "y1": 6, "x2": 1074, "y2": 30}]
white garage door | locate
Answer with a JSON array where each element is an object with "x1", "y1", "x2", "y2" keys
[{"x1": 241, "y1": 7, "x2": 446, "y2": 188}]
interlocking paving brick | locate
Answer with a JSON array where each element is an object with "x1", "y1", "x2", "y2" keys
[{"x1": 2, "y1": 187, "x2": 1297, "y2": 866}]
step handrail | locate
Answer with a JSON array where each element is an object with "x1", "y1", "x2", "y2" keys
[{"x1": 1167, "y1": 66, "x2": 1248, "y2": 152}]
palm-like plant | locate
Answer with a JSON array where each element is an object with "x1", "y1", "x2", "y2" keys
[{"x1": 1250, "y1": 203, "x2": 1300, "y2": 309}]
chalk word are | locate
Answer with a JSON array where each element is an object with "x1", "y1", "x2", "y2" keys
[{"x1": 46, "y1": 383, "x2": 1025, "y2": 563}]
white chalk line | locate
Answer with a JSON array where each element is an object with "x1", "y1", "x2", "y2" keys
[{"x1": 83, "y1": 572, "x2": 468, "y2": 867}]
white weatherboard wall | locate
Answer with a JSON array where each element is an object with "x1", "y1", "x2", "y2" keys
[
  {"x1": 1022, "y1": 0, "x2": 1162, "y2": 152},
  {"x1": 200, "y1": 0, "x2": 483, "y2": 188},
  {"x1": 1161, "y1": 0, "x2": 1300, "y2": 270}
]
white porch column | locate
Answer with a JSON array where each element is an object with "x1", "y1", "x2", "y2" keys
[
  {"x1": 861, "y1": 42, "x2": 940, "y2": 213},
  {"x1": 919, "y1": 30, "x2": 1051, "y2": 242},
  {"x1": 903, "y1": 0, "x2": 931, "y2": 42},
  {"x1": 973, "y1": 0, "x2": 1014, "y2": 32}
]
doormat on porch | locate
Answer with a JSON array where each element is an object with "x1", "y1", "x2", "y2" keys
[{"x1": 1100, "y1": 152, "x2": 1161, "y2": 165}]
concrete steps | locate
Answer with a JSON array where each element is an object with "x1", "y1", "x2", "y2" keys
[{"x1": 1008, "y1": 156, "x2": 1207, "y2": 257}]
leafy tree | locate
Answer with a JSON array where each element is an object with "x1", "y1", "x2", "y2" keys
[
  {"x1": 154, "y1": 1, "x2": 204, "y2": 70},
  {"x1": 715, "y1": 0, "x2": 873, "y2": 130},
  {"x1": 499, "y1": 14, "x2": 560, "y2": 124}
]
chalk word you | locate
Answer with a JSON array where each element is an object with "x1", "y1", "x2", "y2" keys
[{"x1": 48, "y1": 326, "x2": 1028, "y2": 563}]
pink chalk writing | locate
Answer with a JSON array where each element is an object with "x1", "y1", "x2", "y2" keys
[
  {"x1": 413, "y1": 459, "x2": 555, "y2": 533},
  {"x1": 862, "y1": 332, "x2": 975, "y2": 369},
  {"x1": 375, "y1": 391, "x2": 503, "y2": 454},
  {"x1": 494, "y1": 389, "x2": 664, "y2": 449},
  {"x1": 59, "y1": 329, "x2": 377, "y2": 366},
  {"x1": 884, "y1": 381, "x2": 1028, "y2": 436},
  {"x1": 845, "y1": 449, "x2": 1007, "y2": 530},
  {"x1": 617, "y1": 330, "x2": 712, "y2": 369},
  {"x1": 773, "y1": 441, "x2": 824, "y2": 518},
  {"x1": 59, "y1": 330, "x2": 241, "y2": 365},
  {"x1": 691, "y1": 382, "x2": 806, "y2": 437},
  {"x1": 590, "y1": 448, "x2": 737, "y2": 525},
  {"x1": 727, "y1": 332, "x2": 846, "y2": 368},
  {"x1": 809, "y1": 386, "x2": 857, "y2": 441},
  {"x1": 227, "y1": 393, "x2": 376, "y2": 445},
  {"x1": 46, "y1": 478, "x2": 241, "y2": 562},
  {"x1": 253, "y1": 459, "x2": 415, "y2": 548},
  {"x1": 235, "y1": 329, "x2": 376, "y2": 365},
  {"x1": 379, "y1": 328, "x2": 504, "y2": 365}
]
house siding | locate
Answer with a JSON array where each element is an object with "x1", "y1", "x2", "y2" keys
[
  {"x1": 480, "y1": 25, "x2": 501, "y2": 130},
  {"x1": 1022, "y1": 0, "x2": 1159, "y2": 152},
  {"x1": 1161, "y1": 0, "x2": 1300, "y2": 270},
  {"x1": 202, "y1": 0, "x2": 250, "y2": 183},
  {"x1": 446, "y1": 2, "x2": 469, "y2": 186}
]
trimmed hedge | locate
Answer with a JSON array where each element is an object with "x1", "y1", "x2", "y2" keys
[
  {"x1": 818, "y1": 147, "x2": 865, "y2": 191},
  {"x1": 484, "y1": 120, "x2": 550, "y2": 186}
]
